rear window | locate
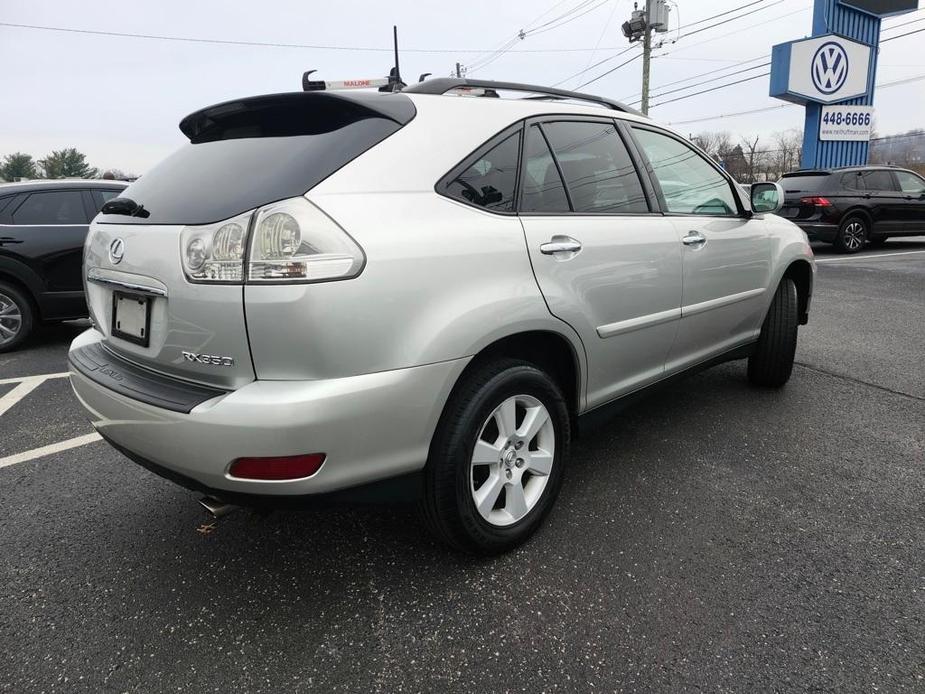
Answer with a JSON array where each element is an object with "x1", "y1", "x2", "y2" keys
[
  {"x1": 780, "y1": 173, "x2": 830, "y2": 193},
  {"x1": 98, "y1": 92, "x2": 414, "y2": 225}
]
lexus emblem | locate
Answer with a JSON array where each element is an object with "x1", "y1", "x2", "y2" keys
[
  {"x1": 109, "y1": 238, "x2": 125, "y2": 265},
  {"x1": 811, "y1": 41, "x2": 849, "y2": 95}
]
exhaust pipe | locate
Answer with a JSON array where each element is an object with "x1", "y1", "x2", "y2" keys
[{"x1": 199, "y1": 496, "x2": 238, "y2": 519}]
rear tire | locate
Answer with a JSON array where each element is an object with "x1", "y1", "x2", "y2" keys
[
  {"x1": 834, "y1": 215, "x2": 868, "y2": 254},
  {"x1": 0, "y1": 281, "x2": 33, "y2": 353},
  {"x1": 748, "y1": 278, "x2": 798, "y2": 388},
  {"x1": 421, "y1": 359, "x2": 570, "y2": 555}
]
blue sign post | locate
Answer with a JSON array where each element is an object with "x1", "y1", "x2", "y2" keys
[{"x1": 769, "y1": 0, "x2": 918, "y2": 169}]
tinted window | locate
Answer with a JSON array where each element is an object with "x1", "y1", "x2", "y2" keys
[
  {"x1": 12, "y1": 190, "x2": 87, "y2": 224},
  {"x1": 895, "y1": 171, "x2": 925, "y2": 194},
  {"x1": 633, "y1": 127, "x2": 738, "y2": 216},
  {"x1": 99, "y1": 117, "x2": 403, "y2": 225},
  {"x1": 444, "y1": 133, "x2": 519, "y2": 212},
  {"x1": 543, "y1": 121, "x2": 648, "y2": 213},
  {"x1": 521, "y1": 125, "x2": 569, "y2": 213},
  {"x1": 841, "y1": 172, "x2": 865, "y2": 191},
  {"x1": 861, "y1": 170, "x2": 896, "y2": 191},
  {"x1": 780, "y1": 173, "x2": 831, "y2": 192}
]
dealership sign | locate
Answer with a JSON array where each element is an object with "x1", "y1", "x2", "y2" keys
[{"x1": 769, "y1": 34, "x2": 873, "y2": 105}]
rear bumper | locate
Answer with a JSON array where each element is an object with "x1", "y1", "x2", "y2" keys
[
  {"x1": 794, "y1": 222, "x2": 839, "y2": 243},
  {"x1": 68, "y1": 329, "x2": 468, "y2": 497}
]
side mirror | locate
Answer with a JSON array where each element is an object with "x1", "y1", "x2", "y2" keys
[{"x1": 750, "y1": 181, "x2": 784, "y2": 214}]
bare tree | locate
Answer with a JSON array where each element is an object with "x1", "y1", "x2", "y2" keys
[{"x1": 739, "y1": 135, "x2": 763, "y2": 182}]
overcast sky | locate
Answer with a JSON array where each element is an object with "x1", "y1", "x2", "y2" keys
[{"x1": 1, "y1": 0, "x2": 921, "y2": 174}]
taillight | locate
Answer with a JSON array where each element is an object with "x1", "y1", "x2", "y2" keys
[
  {"x1": 800, "y1": 196, "x2": 832, "y2": 207},
  {"x1": 228, "y1": 453, "x2": 326, "y2": 480},
  {"x1": 180, "y1": 197, "x2": 364, "y2": 284}
]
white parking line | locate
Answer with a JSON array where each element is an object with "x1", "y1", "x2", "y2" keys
[
  {"x1": 0, "y1": 372, "x2": 70, "y2": 418},
  {"x1": 0, "y1": 433, "x2": 103, "y2": 469},
  {"x1": 0, "y1": 371, "x2": 69, "y2": 386},
  {"x1": 816, "y1": 250, "x2": 925, "y2": 264}
]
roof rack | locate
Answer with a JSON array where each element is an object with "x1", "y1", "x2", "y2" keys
[{"x1": 403, "y1": 78, "x2": 642, "y2": 116}]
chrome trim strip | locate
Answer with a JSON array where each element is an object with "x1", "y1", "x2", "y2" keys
[
  {"x1": 86, "y1": 270, "x2": 167, "y2": 297},
  {"x1": 682, "y1": 287, "x2": 765, "y2": 317},
  {"x1": 597, "y1": 307, "x2": 681, "y2": 339}
]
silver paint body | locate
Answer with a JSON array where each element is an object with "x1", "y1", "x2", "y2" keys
[{"x1": 69, "y1": 94, "x2": 815, "y2": 496}]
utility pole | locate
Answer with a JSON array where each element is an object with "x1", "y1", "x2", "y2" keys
[
  {"x1": 641, "y1": 0, "x2": 652, "y2": 115},
  {"x1": 456, "y1": 62, "x2": 462, "y2": 78},
  {"x1": 622, "y1": 0, "x2": 669, "y2": 115}
]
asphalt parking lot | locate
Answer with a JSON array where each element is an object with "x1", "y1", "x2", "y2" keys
[{"x1": 1, "y1": 240, "x2": 923, "y2": 693}]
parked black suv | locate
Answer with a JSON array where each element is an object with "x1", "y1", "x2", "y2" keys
[
  {"x1": 778, "y1": 166, "x2": 925, "y2": 253},
  {"x1": 0, "y1": 179, "x2": 127, "y2": 351}
]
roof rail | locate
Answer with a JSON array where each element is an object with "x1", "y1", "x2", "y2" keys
[{"x1": 403, "y1": 78, "x2": 642, "y2": 116}]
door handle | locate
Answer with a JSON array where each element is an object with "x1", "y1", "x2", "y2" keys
[
  {"x1": 681, "y1": 230, "x2": 707, "y2": 248},
  {"x1": 540, "y1": 236, "x2": 582, "y2": 255},
  {"x1": 0, "y1": 237, "x2": 23, "y2": 245}
]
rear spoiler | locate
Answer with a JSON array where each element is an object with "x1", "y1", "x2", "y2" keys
[{"x1": 179, "y1": 91, "x2": 416, "y2": 143}]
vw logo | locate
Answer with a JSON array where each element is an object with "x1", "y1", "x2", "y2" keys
[
  {"x1": 109, "y1": 238, "x2": 125, "y2": 265},
  {"x1": 811, "y1": 41, "x2": 849, "y2": 95}
]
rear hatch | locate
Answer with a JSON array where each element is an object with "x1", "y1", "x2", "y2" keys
[
  {"x1": 778, "y1": 171, "x2": 832, "y2": 221},
  {"x1": 84, "y1": 90, "x2": 415, "y2": 390}
]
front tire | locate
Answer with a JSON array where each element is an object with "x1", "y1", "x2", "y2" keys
[
  {"x1": 748, "y1": 278, "x2": 798, "y2": 388},
  {"x1": 422, "y1": 359, "x2": 570, "y2": 555},
  {"x1": 834, "y1": 215, "x2": 868, "y2": 254},
  {"x1": 0, "y1": 282, "x2": 33, "y2": 353}
]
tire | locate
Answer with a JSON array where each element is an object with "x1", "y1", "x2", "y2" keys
[
  {"x1": 748, "y1": 278, "x2": 798, "y2": 388},
  {"x1": 0, "y1": 281, "x2": 34, "y2": 353},
  {"x1": 421, "y1": 358, "x2": 570, "y2": 555},
  {"x1": 868, "y1": 235, "x2": 889, "y2": 248},
  {"x1": 834, "y1": 215, "x2": 868, "y2": 254}
]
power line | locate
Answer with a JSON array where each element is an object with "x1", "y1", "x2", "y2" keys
[
  {"x1": 650, "y1": 71, "x2": 770, "y2": 107},
  {"x1": 632, "y1": 61, "x2": 771, "y2": 104},
  {"x1": 552, "y1": 45, "x2": 638, "y2": 86},
  {"x1": 0, "y1": 20, "x2": 625, "y2": 54},
  {"x1": 567, "y1": 0, "x2": 623, "y2": 87},
  {"x1": 644, "y1": 12, "x2": 922, "y2": 108},
  {"x1": 620, "y1": 54, "x2": 769, "y2": 100},
  {"x1": 575, "y1": 52, "x2": 644, "y2": 90},
  {"x1": 665, "y1": 73, "x2": 925, "y2": 126},
  {"x1": 674, "y1": 0, "x2": 770, "y2": 29}
]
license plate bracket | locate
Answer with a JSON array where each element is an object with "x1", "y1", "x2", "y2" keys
[{"x1": 111, "y1": 292, "x2": 151, "y2": 347}]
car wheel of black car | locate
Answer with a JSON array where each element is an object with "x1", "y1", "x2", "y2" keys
[
  {"x1": 868, "y1": 235, "x2": 889, "y2": 248},
  {"x1": 748, "y1": 278, "x2": 798, "y2": 388},
  {"x1": 421, "y1": 358, "x2": 570, "y2": 555},
  {"x1": 834, "y1": 215, "x2": 868, "y2": 254},
  {"x1": 0, "y1": 281, "x2": 34, "y2": 353}
]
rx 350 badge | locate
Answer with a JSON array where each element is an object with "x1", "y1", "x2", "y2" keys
[{"x1": 182, "y1": 351, "x2": 234, "y2": 367}]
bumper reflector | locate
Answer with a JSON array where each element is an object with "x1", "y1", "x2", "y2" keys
[{"x1": 229, "y1": 453, "x2": 326, "y2": 480}]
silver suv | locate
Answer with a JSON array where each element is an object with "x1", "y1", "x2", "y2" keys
[{"x1": 68, "y1": 79, "x2": 815, "y2": 554}]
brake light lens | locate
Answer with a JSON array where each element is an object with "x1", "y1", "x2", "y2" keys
[
  {"x1": 248, "y1": 197, "x2": 364, "y2": 282},
  {"x1": 800, "y1": 196, "x2": 832, "y2": 207},
  {"x1": 179, "y1": 197, "x2": 364, "y2": 284},
  {"x1": 228, "y1": 453, "x2": 326, "y2": 480}
]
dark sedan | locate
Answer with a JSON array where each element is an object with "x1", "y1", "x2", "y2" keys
[
  {"x1": 0, "y1": 179, "x2": 127, "y2": 351},
  {"x1": 778, "y1": 166, "x2": 925, "y2": 253}
]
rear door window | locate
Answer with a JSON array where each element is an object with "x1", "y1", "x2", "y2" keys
[
  {"x1": 841, "y1": 172, "x2": 865, "y2": 191},
  {"x1": 861, "y1": 170, "x2": 897, "y2": 191},
  {"x1": 542, "y1": 121, "x2": 648, "y2": 213},
  {"x1": 521, "y1": 125, "x2": 570, "y2": 213},
  {"x1": 11, "y1": 190, "x2": 89, "y2": 224},
  {"x1": 443, "y1": 133, "x2": 520, "y2": 213},
  {"x1": 632, "y1": 126, "x2": 738, "y2": 216}
]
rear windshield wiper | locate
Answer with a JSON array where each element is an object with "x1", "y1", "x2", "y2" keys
[{"x1": 100, "y1": 197, "x2": 150, "y2": 218}]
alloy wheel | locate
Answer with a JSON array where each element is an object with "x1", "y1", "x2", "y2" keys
[
  {"x1": 470, "y1": 394, "x2": 556, "y2": 527},
  {"x1": 0, "y1": 291, "x2": 23, "y2": 347},
  {"x1": 842, "y1": 221, "x2": 865, "y2": 251}
]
